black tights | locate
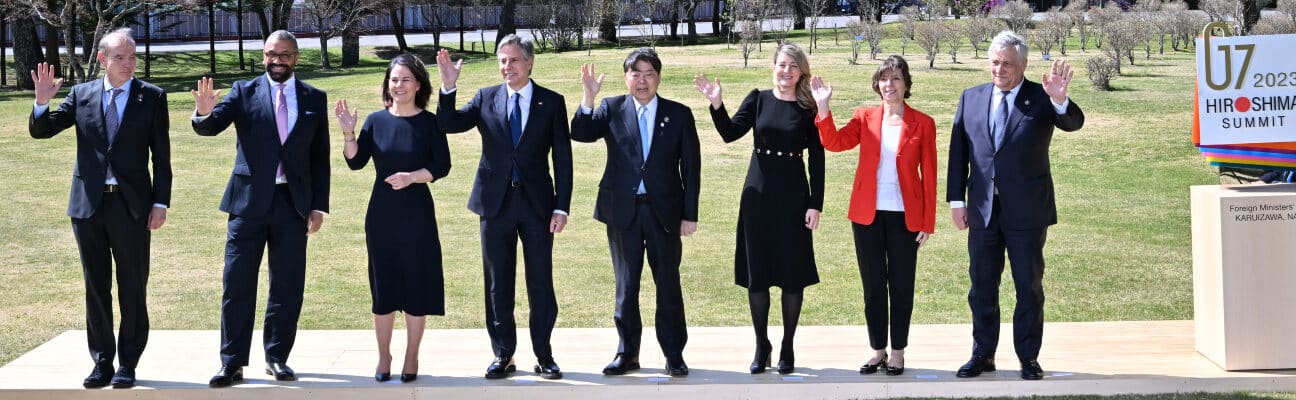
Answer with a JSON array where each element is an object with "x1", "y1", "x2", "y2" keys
[{"x1": 749, "y1": 289, "x2": 803, "y2": 359}]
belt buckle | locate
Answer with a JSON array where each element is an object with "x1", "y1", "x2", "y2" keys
[
  {"x1": 104, "y1": 184, "x2": 119, "y2": 193},
  {"x1": 510, "y1": 180, "x2": 523, "y2": 188}
]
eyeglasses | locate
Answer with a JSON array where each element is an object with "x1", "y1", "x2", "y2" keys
[{"x1": 264, "y1": 51, "x2": 298, "y2": 60}]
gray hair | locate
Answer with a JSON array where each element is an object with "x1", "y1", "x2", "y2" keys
[
  {"x1": 988, "y1": 30, "x2": 1028, "y2": 63},
  {"x1": 496, "y1": 34, "x2": 535, "y2": 60},
  {"x1": 266, "y1": 30, "x2": 299, "y2": 51},
  {"x1": 97, "y1": 27, "x2": 136, "y2": 53}
]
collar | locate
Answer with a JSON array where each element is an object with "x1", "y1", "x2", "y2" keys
[
  {"x1": 995, "y1": 80, "x2": 1024, "y2": 97},
  {"x1": 506, "y1": 81, "x2": 534, "y2": 101},
  {"x1": 266, "y1": 73, "x2": 297, "y2": 91},
  {"x1": 103, "y1": 77, "x2": 133, "y2": 93},
  {"x1": 634, "y1": 96, "x2": 659, "y2": 115}
]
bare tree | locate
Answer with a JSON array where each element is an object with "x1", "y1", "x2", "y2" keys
[
  {"x1": 23, "y1": 0, "x2": 161, "y2": 81},
  {"x1": 963, "y1": 15, "x2": 1000, "y2": 59},
  {"x1": 1280, "y1": 0, "x2": 1296, "y2": 28},
  {"x1": 528, "y1": 0, "x2": 585, "y2": 52},
  {"x1": 301, "y1": 0, "x2": 383, "y2": 68},
  {"x1": 897, "y1": 5, "x2": 920, "y2": 55},
  {"x1": 913, "y1": 20, "x2": 949, "y2": 69},
  {"x1": 945, "y1": 24, "x2": 962, "y2": 63},
  {"x1": 990, "y1": 0, "x2": 1033, "y2": 33},
  {"x1": 738, "y1": 19, "x2": 762, "y2": 67},
  {"x1": 1251, "y1": 13, "x2": 1296, "y2": 34},
  {"x1": 1102, "y1": 15, "x2": 1141, "y2": 74},
  {"x1": 845, "y1": 17, "x2": 883, "y2": 64},
  {"x1": 416, "y1": 0, "x2": 451, "y2": 51},
  {"x1": 1088, "y1": 5, "x2": 1122, "y2": 49},
  {"x1": 1085, "y1": 56, "x2": 1117, "y2": 91},
  {"x1": 1035, "y1": 7, "x2": 1071, "y2": 57},
  {"x1": 1063, "y1": 0, "x2": 1091, "y2": 52},
  {"x1": 632, "y1": 0, "x2": 672, "y2": 48},
  {"x1": 1168, "y1": 2, "x2": 1207, "y2": 50},
  {"x1": 800, "y1": 0, "x2": 832, "y2": 52}
]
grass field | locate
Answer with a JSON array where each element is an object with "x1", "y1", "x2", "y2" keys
[{"x1": 0, "y1": 26, "x2": 1219, "y2": 373}]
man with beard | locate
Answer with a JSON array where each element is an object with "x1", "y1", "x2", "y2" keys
[{"x1": 190, "y1": 30, "x2": 331, "y2": 387}]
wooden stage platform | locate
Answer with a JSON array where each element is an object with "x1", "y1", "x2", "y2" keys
[{"x1": 2, "y1": 321, "x2": 1294, "y2": 399}]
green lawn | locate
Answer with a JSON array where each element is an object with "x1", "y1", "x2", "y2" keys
[{"x1": 0, "y1": 28, "x2": 1217, "y2": 371}]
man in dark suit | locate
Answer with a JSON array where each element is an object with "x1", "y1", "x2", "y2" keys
[
  {"x1": 947, "y1": 31, "x2": 1084, "y2": 381},
  {"x1": 190, "y1": 30, "x2": 330, "y2": 387},
  {"x1": 434, "y1": 35, "x2": 573, "y2": 380},
  {"x1": 28, "y1": 28, "x2": 171, "y2": 390},
  {"x1": 570, "y1": 48, "x2": 700, "y2": 377}
]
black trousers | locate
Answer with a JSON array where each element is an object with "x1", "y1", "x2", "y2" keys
[
  {"x1": 71, "y1": 191, "x2": 150, "y2": 368},
  {"x1": 480, "y1": 186, "x2": 558, "y2": 359},
  {"x1": 220, "y1": 185, "x2": 308, "y2": 367},
  {"x1": 852, "y1": 211, "x2": 918, "y2": 351},
  {"x1": 967, "y1": 197, "x2": 1048, "y2": 362},
  {"x1": 606, "y1": 201, "x2": 687, "y2": 361}
]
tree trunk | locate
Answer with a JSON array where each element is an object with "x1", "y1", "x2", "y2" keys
[
  {"x1": 342, "y1": 29, "x2": 359, "y2": 66},
  {"x1": 272, "y1": 0, "x2": 293, "y2": 31},
  {"x1": 16, "y1": 17, "x2": 41, "y2": 89},
  {"x1": 63, "y1": 1, "x2": 85, "y2": 82},
  {"x1": 238, "y1": 0, "x2": 247, "y2": 70},
  {"x1": 209, "y1": 1, "x2": 217, "y2": 74},
  {"x1": 686, "y1": 2, "x2": 698, "y2": 44},
  {"x1": 319, "y1": 24, "x2": 332, "y2": 68},
  {"x1": 1242, "y1": 0, "x2": 1260, "y2": 35},
  {"x1": 599, "y1": 0, "x2": 619, "y2": 43},
  {"x1": 791, "y1": 0, "x2": 806, "y2": 30},
  {"x1": 255, "y1": 5, "x2": 271, "y2": 38},
  {"x1": 2, "y1": 16, "x2": 8, "y2": 87},
  {"x1": 459, "y1": 6, "x2": 465, "y2": 52},
  {"x1": 41, "y1": 22, "x2": 60, "y2": 78},
  {"x1": 496, "y1": 0, "x2": 517, "y2": 44},
  {"x1": 670, "y1": 0, "x2": 680, "y2": 40},
  {"x1": 391, "y1": 8, "x2": 410, "y2": 51},
  {"x1": 144, "y1": 6, "x2": 153, "y2": 78},
  {"x1": 712, "y1": 0, "x2": 722, "y2": 35}
]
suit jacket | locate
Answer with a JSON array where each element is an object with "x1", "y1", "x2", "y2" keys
[
  {"x1": 817, "y1": 103, "x2": 936, "y2": 233},
  {"x1": 946, "y1": 79, "x2": 1084, "y2": 230},
  {"x1": 571, "y1": 95, "x2": 701, "y2": 233},
  {"x1": 193, "y1": 75, "x2": 331, "y2": 218},
  {"x1": 30, "y1": 78, "x2": 172, "y2": 220},
  {"x1": 437, "y1": 81, "x2": 573, "y2": 219}
]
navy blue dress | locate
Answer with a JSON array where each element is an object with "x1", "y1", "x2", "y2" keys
[{"x1": 346, "y1": 110, "x2": 451, "y2": 316}]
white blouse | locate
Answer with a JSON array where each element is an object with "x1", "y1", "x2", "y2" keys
[{"x1": 876, "y1": 122, "x2": 905, "y2": 212}]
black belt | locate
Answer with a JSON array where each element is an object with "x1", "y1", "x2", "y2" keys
[
  {"x1": 104, "y1": 184, "x2": 120, "y2": 193},
  {"x1": 635, "y1": 194, "x2": 651, "y2": 203},
  {"x1": 510, "y1": 180, "x2": 524, "y2": 188},
  {"x1": 754, "y1": 148, "x2": 802, "y2": 157}
]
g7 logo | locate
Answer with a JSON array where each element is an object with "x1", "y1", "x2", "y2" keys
[{"x1": 1202, "y1": 21, "x2": 1255, "y2": 91}]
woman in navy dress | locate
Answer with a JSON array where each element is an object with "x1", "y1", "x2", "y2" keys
[
  {"x1": 693, "y1": 43, "x2": 825, "y2": 375},
  {"x1": 336, "y1": 54, "x2": 450, "y2": 383}
]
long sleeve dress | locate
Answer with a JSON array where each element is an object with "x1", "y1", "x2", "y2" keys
[
  {"x1": 346, "y1": 110, "x2": 451, "y2": 316},
  {"x1": 710, "y1": 89, "x2": 825, "y2": 291}
]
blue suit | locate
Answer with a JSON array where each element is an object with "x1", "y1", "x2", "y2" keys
[
  {"x1": 946, "y1": 79, "x2": 1083, "y2": 363},
  {"x1": 438, "y1": 81, "x2": 572, "y2": 359},
  {"x1": 193, "y1": 75, "x2": 330, "y2": 367}
]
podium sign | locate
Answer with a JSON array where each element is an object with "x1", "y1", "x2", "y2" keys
[{"x1": 1196, "y1": 31, "x2": 1296, "y2": 146}]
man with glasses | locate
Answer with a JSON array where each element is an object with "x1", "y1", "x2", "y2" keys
[{"x1": 190, "y1": 30, "x2": 331, "y2": 388}]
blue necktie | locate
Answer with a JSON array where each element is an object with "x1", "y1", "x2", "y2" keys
[
  {"x1": 638, "y1": 107, "x2": 651, "y2": 194},
  {"x1": 105, "y1": 88, "x2": 124, "y2": 182},
  {"x1": 509, "y1": 93, "x2": 522, "y2": 181},
  {"x1": 991, "y1": 90, "x2": 1009, "y2": 152}
]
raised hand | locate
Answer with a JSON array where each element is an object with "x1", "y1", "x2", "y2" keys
[
  {"x1": 191, "y1": 76, "x2": 222, "y2": 116},
  {"x1": 335, "y1": 99, "x2": 359, "y2": 133},
  {"x1": 31, "y1": 62, "x2": 64, "y2": 106},
  {"x1": 810, "y1": 76, "x2": 833, "y2": 117},
  {"x1": 1041, "y1": 59, "x2": 1073, "y2": 105},
  {"x1": 435, "y1": 49, "x2": 463, "y2": 90},
  {"x1": 692, "y1": 73, "x2": 723, "y2": 109},
  {"x1": 579, "y1": 63, "x2": 605, "y2": 109}
]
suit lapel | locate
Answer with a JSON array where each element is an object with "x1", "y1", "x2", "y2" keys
[
  {"x1": 970, "y1": 84, "x2": 994, "y2": 153},
  {"x1": 623, "y1": 95, "x2": 644, "y2": 167},
  {"x1": 111, "y1": 79, "x2": 144, "y2": 148},
  {"x1": 520, "y1": 87, "x2": 544, "y2": 146},
  {"x1": 258, "y1": 76, "x2": 284, "y2": 151},
  {"x1": 495, "y1": 85, "x2": 511, "y2": 145},
  {"x1": 85, "y1": 81, "x2": 109, "y2": 149},
  {"x1": 1003, "y1": 80, "x2": 1035, "y2": 145},
  {"x1": 284, "y1": 80, "x2": 310, "y2": 147}
]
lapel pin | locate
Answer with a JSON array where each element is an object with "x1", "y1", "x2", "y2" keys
[
  {"x1": 137, "y1": 94, "x2": 143, "y2": 102},
  {"x1": 1024, "y1": 99, "x2": 1031, "y2": 107},
  {"x1": 538, "y1": 101, "x2": 544, "y2": 106}
]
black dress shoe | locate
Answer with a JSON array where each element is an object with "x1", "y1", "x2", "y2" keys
[
  {"x1": 1020, "y1": 360, "x2": 1044, "y2": 380},
  {"x1": 110, "y1": 367, "x2": 136, "y2": 388},
  {"x1": 266, "y1": 362, "x2": 296, "y2": 381},
  {"x1": 885, "y1": 364, "x2": 905, "y2": 376},
  {"x1": 484, "y1": 356, "x2": 515, "y2": 379},
  {"x1": 83, "y1": 363, "x2": 113, "y2": 389},
  {"x1": 400, "y1": 372, "x2": 418, "y2": 383},
  {"x1": 534, "y1": 356, "x2": 562, "y2": 379},
  {"x1": 749, "y1": 341, "x2": 772, "y2": 374},
  {"x1": 665, "y1": 359, "x2": 689, "y2": 377},
  {"x1": 775, "y1": 348, "x2": 795, "y2": 374},
  {"x1": 602, "y1": 353, "x2": 641, "y2": 375},
  {"x1": 859, "y1": 354, "x2": 888, "y2": 375},
  {"x1": 955, "y1": 356, "x2": 996, "y2": 378},
  {"x1": 375, "y1": 372, "x2": 391, "y2": 382},
  {"x1": 208, "y1": 366, "x2": 243, "y2": 388}
]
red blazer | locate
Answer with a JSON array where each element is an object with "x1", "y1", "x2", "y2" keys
[{"x1": 816, "y1": 103, "x2": 936, "y2": 233}]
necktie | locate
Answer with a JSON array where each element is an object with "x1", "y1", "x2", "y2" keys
[
  {"x1": 509, "y1": 93, "x2": 523, "y2": 181},
  {"x1": 105, "y1": 88, "x2": 124, "y2": 182},
  {"x1": 276, "y1": 83, "x2": 289, "y2": 179},
  {"x1": 991, "y1": 90, "x2": 1010, "y2": 152},
  {"x1": 638, "y1": 106, "x2": 651, "y2": 195}
]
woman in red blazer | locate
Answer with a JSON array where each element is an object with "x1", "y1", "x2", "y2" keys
[{"x1": 810, "y1": 56, "x2": 936, "y2": 376}]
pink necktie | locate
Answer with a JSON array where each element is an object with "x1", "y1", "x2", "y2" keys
[{"x1": 276, "y1": 83, "x2": 288, "y2": 179}]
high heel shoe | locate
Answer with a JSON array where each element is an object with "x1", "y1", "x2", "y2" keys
[
  {"x1": 885, "y1": 353, "x2": 905, "y2": 376},
  {"x1": 399, "y1": 372, "x2": 417, "y2": 383},
  {"x1": 750, "y1": 341, "x2": 773, "y2": 374},
  {"x1": 775, "y1": 348, "x2": 795, "y2": 374},
  {"x1": 859, "y1": 354, "x2": 888, "y2": 375},
  {"x1": 375, "y1": 371, "x2": 391, "y2": 382}
]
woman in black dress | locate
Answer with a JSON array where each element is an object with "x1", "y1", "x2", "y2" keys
[
  {"x1": 693, "y1": 43, "x2": 825, "y2": 375},
  {"x1": 336, "y1": 54, "x2": 451, "y2": 383}
]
